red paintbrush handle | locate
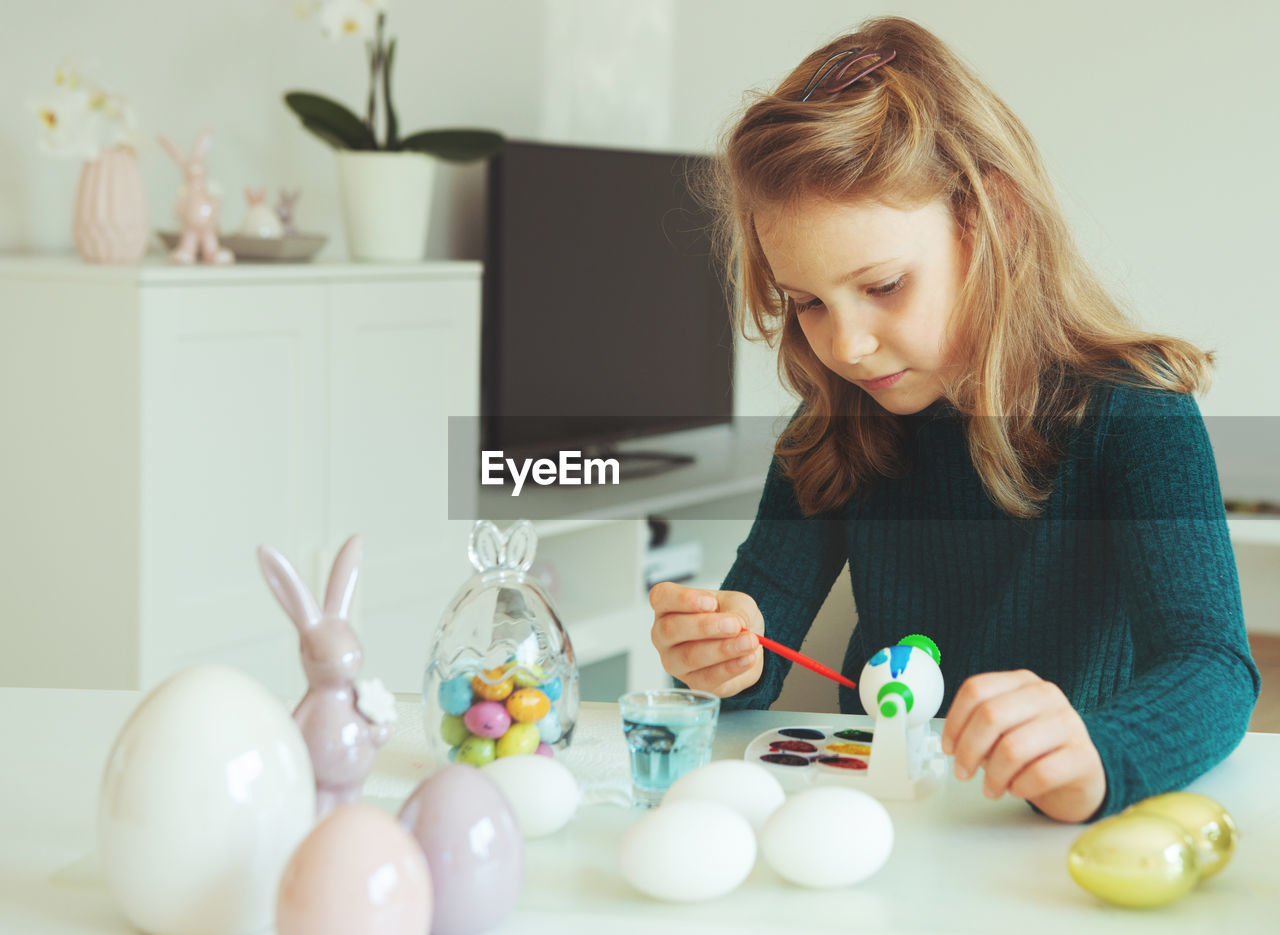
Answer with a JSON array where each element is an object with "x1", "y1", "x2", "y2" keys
[{"x1": 744, "y1": 627, "x2": 858, "y2": 691}]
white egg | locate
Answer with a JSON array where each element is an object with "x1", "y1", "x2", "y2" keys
[
  {"x1": 619, "y1": 800, "x2": 756, "y2": 902},
  {"x1": 662, "y1": 760, "x2": 786, "y2": 831},
  {"x1": 481, "y1": 754, "x2": 579, "y2": 837},
  {"x1": 760, "y1": 787, "x2": 893, "y2": 888},
  {"x1": 99, "y1": 665, "x2": 315, "y2": 935},
  {"x1": 859, "y1": 644, "x2": 943, "y2": 725}
]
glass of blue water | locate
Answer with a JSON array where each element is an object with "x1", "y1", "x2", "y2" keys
[{"x1": 618, "y1": 689, "x2": 720, "y2": 807}]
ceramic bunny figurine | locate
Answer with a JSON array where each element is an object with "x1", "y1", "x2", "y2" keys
[
  {"x1": 276, "y1": 188, "x2": 301, "y2": 236},
  {"x1": 156, "y1": 129, "x2": 234, "y2": 265},
  {"x1": 241, "y1": 187, "x2": 284, "y2": 238},
  {"x1": 257, "y1": 534, "x2": 396, "y2": 817}
]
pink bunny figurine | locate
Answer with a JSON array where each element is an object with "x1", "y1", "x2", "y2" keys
[
  {"x1": 276, "y1": 187, "x2": 301, "y2": 236},
  {"x1": 156, "y1": 129, "x2": 234, "y2": 265},
  {"x1": 257, "y1": 534, "x2": 395, "y2": 817}
]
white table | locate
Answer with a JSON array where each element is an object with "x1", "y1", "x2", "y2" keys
[{"x1": 1, "y1": 689, "x2": 1276, "y2": 934}]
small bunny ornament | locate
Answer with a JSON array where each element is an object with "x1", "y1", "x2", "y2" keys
[
  {"x1": 157, "y1": 128, "x2": 234, "y2": 265},
  {"x1": 276, "y1": 187, "x2": 302, "y2": 235},
  {"x1": 240, "y1": 187, "x2": 284, "y2": 238},
  {"x1": 258, "y1": 534, "x2": 396, "y2": 817}
]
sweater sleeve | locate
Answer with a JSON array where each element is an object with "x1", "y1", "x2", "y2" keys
[
  {"x1": 1083, "y1": 383, "x2": 1260, "y2": 817},
  {"x1": 712, "y1": 452, "x2": 849, "y2": 711}
]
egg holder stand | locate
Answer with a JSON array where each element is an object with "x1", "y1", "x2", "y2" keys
[{"x1": 744, "y1": 704, "x2": 947, "y2": 800}]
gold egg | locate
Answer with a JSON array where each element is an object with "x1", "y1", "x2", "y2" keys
[
  {"x1": 1067, "y1": 813, "x2": 1199, "y2": 908},
  {"x1": 1127, "y1": 792, "x2": 1238, "y2": 881}
]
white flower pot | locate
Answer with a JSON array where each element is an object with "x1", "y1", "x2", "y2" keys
[{"x1": 336, "y1": 150, "x2": 435, "y2": 262}]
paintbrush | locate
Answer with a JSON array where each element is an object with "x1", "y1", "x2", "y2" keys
[{"x1": 741, "y1": 626, "x2": 858, "y2": 692}]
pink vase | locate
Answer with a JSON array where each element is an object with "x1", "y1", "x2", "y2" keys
[{"x1": 73, "y1": 146, "x2": 150, "y2": 264}]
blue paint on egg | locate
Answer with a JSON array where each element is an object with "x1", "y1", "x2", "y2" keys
[
  {"x1": 869, "y1": 650, "x2": 888, "y2": 666},
  {"x1": 888, "y1": 644, "x2": 914, "y2": 678}
]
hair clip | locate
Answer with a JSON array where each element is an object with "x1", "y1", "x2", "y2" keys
[{"x1": 798, "y1": 49, "x2": 896, "y2": 102}]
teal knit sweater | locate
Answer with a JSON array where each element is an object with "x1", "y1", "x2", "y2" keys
[{"x1": 719, "y1": 380, "x2": 1260, "y2": 818}]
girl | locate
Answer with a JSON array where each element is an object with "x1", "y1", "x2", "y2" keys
[{"x1": 649, "y1": 16, "x2": 1259, "y2": 823}]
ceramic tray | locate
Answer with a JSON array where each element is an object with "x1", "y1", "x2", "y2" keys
[{"x1": 157, "y1": 231, "x2": 328, "y2": 262}]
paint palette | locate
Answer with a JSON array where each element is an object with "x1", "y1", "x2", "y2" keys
[
  {"x1": 744, "y1": 721, "x2": 946, "y2": 800},
  {"x1": 745, "y1": 726, "x2": 873, "y2": 787}
]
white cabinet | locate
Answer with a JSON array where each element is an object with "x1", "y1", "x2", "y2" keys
[{"x1": 0, "y1": 257, "x2": 480, "y2": 696}]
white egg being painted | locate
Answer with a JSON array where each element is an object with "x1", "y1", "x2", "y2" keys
[
  {"x1": 99, "y1": 665, "x2": 316, "y2": 935},
  {"x1": 858, "y1": 638, "x2": 943, "y2": 725}
]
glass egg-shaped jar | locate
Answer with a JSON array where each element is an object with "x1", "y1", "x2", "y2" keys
[{"x1": 422, "y1": 520, "x2": 579, "y2": 766}]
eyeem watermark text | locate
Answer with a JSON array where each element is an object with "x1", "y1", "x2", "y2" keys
[{"x1": 482, "y1": 450, "x2": 621, "y2": 496}]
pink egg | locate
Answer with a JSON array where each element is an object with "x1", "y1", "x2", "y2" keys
[
  {"x1": 277, "y1": 803, "x2": 431, "y2": 935},
  {"x1": 463, "y1": 700, "x2": 512, "y2": 739},
  {"x1": 535, "y1": 742, "x2": 553, "y2": 757},
  {"x1": 400, "y1": 765, "x2": 523, "y2": 935}
]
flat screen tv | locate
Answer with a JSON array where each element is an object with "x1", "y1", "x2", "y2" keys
[{"x1": 481, "y1": 140, "x2": 734, "y2": 472}]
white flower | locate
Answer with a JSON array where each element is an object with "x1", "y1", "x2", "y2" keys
[
  {"x1": 28, "y1": 85, "x2": 103, "y2": 160},
  {"x1": 30, "y1": 62, "x2": 138, "y2": 161},
  {"x1": 318, "y1": 0, "x2": 378, "y2": 40},
  {"x1": 354, "y1": 676, "x2": 398, "y2": 726}
]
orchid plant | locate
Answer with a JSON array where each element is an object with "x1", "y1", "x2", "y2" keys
[
  {"x1": 286, "y1": 0, "x2": 502, "y2": 160},
  {"x1": 28, "y1": 65, "x2": 139, "y2": 161}
]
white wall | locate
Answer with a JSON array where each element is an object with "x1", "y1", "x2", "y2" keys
[{"x1": 4, "y1": 1, "x2": 1277, "y2": 418}]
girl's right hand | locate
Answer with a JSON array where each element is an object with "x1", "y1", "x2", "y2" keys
[{"x1": 648, "y1": 582, "x2": 764, "y2": 698}]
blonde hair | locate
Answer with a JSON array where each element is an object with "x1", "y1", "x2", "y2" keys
[{"x1": 705, "y1": 16, "x2": 1212, "y2": 518}]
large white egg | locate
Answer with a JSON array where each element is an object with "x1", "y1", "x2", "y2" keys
[
  {"x1": 760, "y1": 787, "x2": 893, "y2": 888},
  {"x1": 619, "y1": 800, "x2": 756, "y2": 902},
  {"x1": 663, "y1": 760, "x2": 785, "y2": 831},
  {"x1": 99, "y1": 665, "x2": 316, "y2": 935},
  {"x1": 859, "y1": 644, "x2": 943, "y2": 725},
  {"x1": 481, "y1": 754, "x2": 579, "y2": 837}
]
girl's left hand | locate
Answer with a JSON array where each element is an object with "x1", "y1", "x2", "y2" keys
[{"x1": 940, "y1": 670, "x2": 1106, "y2": 823}]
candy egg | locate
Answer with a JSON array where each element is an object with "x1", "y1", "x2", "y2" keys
[
  {"x1": 276, "y1": 803, "x2": 431, "y2": 935},
  {"x1": 536, "y1": 706, "x2": 563, "y2": 744},
  {"x1": 1067, "y1": 813, "x2": 1198, "y2": 907},
  {"x1": 400, "y1": 765, "x2": 523, "y2": 935},
  {"x1": 663, "y1": 760, "x2": 785, "y2": 831},
  {"x1": 512, "y1": 663, "x2": 545, "y2": 688},
  {"x1": 98, "y1": 665, "x2": 315, "y2": 935},
  {"x1": 540, "y1": 677, "x2": 563, "y2": 701},
  {"x1": 438, "y1": 674, "x2": 476, "y2": 716},
  {"x1": 440, "y1": 714, "x2": 469, "y2": 746},
  {"x1": 619, "y1": 800, "x2": 755, "y2": 902},
  {"x1": 464, "y1": 700, "x2": 512, "y2": 739},
  {"x1": 1126, "y1": 792, "x2": 1238, "y2": 880},
  {"x1": 496, "y1": 722, "x2": 541, "y2": 757},
  {"x1": 456, "y1": 734, "x2": 496, "y2": 767},
  {"x1": 535, "y1": 743, "x2": 553, "y2": 757},
  {"x1": 506, "y1": 688, "x2": 551, "y2": 723},
  {"x1": 760, "y1": 787, "x2": 893, "y2": 888},
  {"x1": 482, "y1": 755, "x2": 580, "y2": 837},
  {"x1": 472, "y1": 667, "x2": 515, "y2": 701}
]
